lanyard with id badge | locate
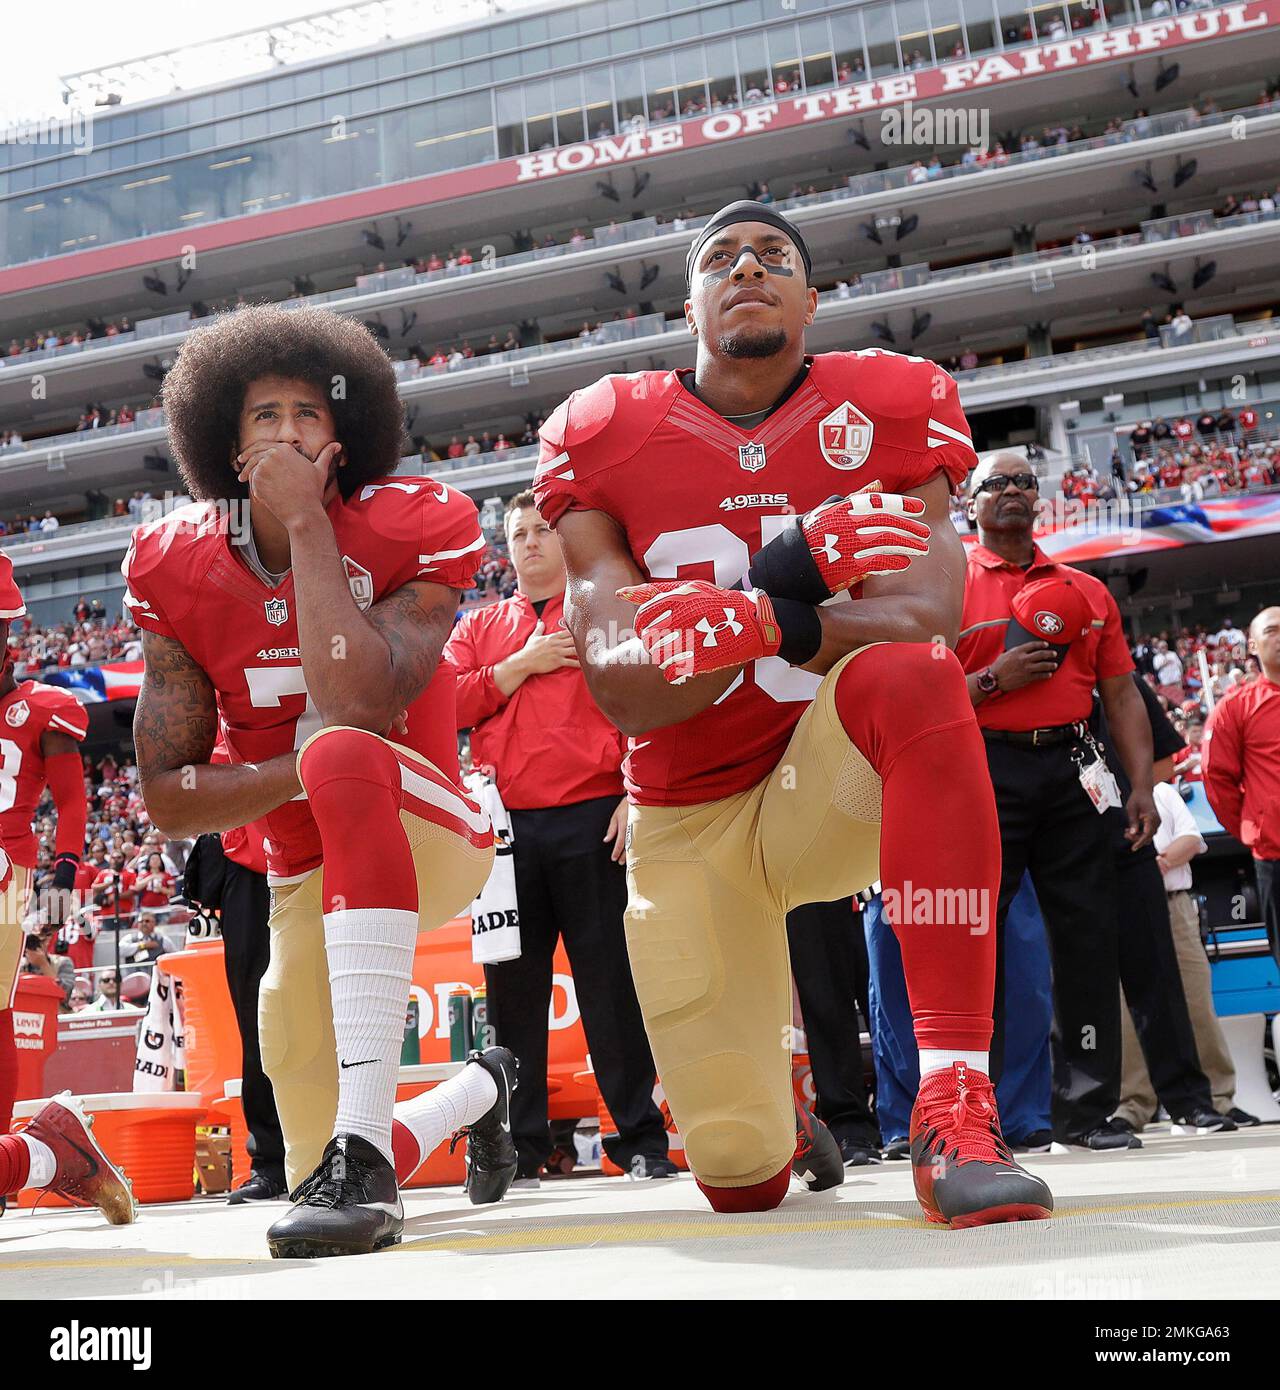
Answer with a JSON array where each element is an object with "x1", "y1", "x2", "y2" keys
[{"x1": 1071, "y1": 731, "x2": 1122, "y2": 814}]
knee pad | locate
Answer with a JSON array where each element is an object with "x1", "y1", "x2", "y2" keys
[
  {"x1": 666, "y1": 1052, "x2": 794, "y2": 1186},
  {"x1": 297, "y1": 725, "x2": 400, "y2": 798}
]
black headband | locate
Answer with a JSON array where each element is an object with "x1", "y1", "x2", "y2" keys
[{"x1": 685, "y1": 200, "x2": 813, "y2": 285}]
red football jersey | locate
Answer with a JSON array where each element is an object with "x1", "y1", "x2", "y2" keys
[
  {"x1": 0, "y1": 681, "x2": 89, "y2": 867},
  {"x1": 122, "y1": 477, "x2": 485, "y2": 879},
  {"x1": 534, "y1": 351, "x2": 977, "y2": 805}
]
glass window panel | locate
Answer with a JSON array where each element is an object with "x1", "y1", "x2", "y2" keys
[
  {"x1": 268, "y1": 74, "x2": 295, "y2": 103},
  {"x1": 704, "y1": 37, "x2": 738, "y2": 105},
  {"x1": 269, "y1": 104, "x2": 297, "y2": 135},
  {"x1": 524, "y1": 77, "x2": 554, "y2": 150},
  {"x1": 863, "y1": 2, "x2": 900, "y2": 75},
  {"x1": 612, "y1": 58, "x2": 643, "y2": 127},
  {"x1": 557, "y1": 108, "x2": 585, "y2": 144},
  {"x1": 831, "y1": 9, "x2": 868, "y2": 78},
  {"x1": 700, "y1": 3, "x2": 731, "y2": 34},
  {"x1": 611, "y1": 23, "x2": 641, "y2": 53},
  {"x1": 435, "y1": 36, "x2": 462, "y2": 63},
  {"x1": 134, "y1": 106, "x2": 163, "y2": 136},
  {"x1": 549, "y1": 7, "x2": 580, "y2": 38},
  {"x1": 381, "y1": 78, "x2": 406, "y2": 106},
  {"x1": 294, "y1": 68, "x2": 323, "y2": 98},
  {"x1": 962, "y1": 0, "x2": 998, "y2": 50},
  {"x1": 928, "y1": 0, "x2": 968, "y2": 60},
  {"x1": 522, "y1": 45, "x2": 553, "y2": 72},
  {"x1": 671, "y1": 11, "x2": 700, "y2": 38},
  {"x1": 408, "y1": 72, "x2": 436, "y2": 101},
  {"x1": 644, "y1": 51, "x2": 676, "y2": 122},
  {"x1": 730, "y1": 0, "x2": 763, "y2": 22},
  {"x1": 463, "y1": 60, "x2": 492, "y2": 86},
  {"x1": 188, "y1": 95, "x2": 215, "y2": 124},
  {"x1": 579, "y1": 32, "x2": 608, "y2": 60},
  {"x1": 519, "y1": 14, "x2": 550, "y2": 43},
  {"x1": 495, "y1": 87, "x2": 524, "y2": 157},
  {"x1": 997, "y1": 0, "x2": 1033, "y2": 45},
  {"x1": 896, "y1": 0, "x2": 933, "y2": 66},
  {"x1": 736, "y1": 32, "x2": 770, "y2": 101},
  {"x1": 769, "y1": 23, "x2": 804, "y2": 93},
  {"x1": 796, "y1": 16, "x2": 835, "y2": 88},
  {"x1": 585, "y1": 67, "x2": 615, "y2": 135},
  {"x1": 1029, "y1": 2, "x2": 1069, "y2": 39},
  {"x1": 645, "y1": 17, "x2": 672, "y2": 43},
  {"x1": 378, "y1": 49, "x2": 406, "y2": 78},
  {"x1": 492, "y1": 52, "x2": 522, "y2": 80},
  {"x1": 241, "y1": 81, "x2": 267, "y2": 111},
  {"x1": 436, "y1": 66, "x2": 463, "y2": 95},
  {"x1": 486, "y1": 24, "x2": 517, "y2": 53},
  {"x1": 240, "y1": 112, "x2": 267, "y2": 141}
]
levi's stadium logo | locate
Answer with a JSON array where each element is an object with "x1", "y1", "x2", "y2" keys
[{"x1": 1034, "y1": 610, "x2": 1064, "y2": 636}]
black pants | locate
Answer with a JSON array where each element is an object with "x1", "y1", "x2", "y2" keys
[
  {"x1": 1115, "y1": 849, "x2": 1213, "y2": 1119},
  {"x1": 986, "y1": 737, "x2": 1122, "y2": 1140},
  {"x1": 1257, "y1": 858, "x2": 1280, "y2": 968},
  {"x1": 786, "y1": 899, "x2": 879, "y2": 1147},
  {"x1": 484, "y1": 795, "x2": 667, "y2": 1174},
  {"x1": 219, "y1": 859, "x2": 285, "y2": 1183}
]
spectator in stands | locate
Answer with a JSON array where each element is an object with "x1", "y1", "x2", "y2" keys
[
  {"x1": 119, "y1": 911, "x2": 171, "y2": 965},
  {"x1": 83, "y1": 971, "x2": 121, "y2": 1011},
  {"x1": 22, "y1": 927, "x2": 76, "y2": 1006}
]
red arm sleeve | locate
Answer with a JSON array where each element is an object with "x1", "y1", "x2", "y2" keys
[
  {"x1": 46, "y1": 751, "x2": 88, "y2": 858},
  {"x1": 443, "y1": 614, "x2": 508, "y2": 731},
  {"x1": 1202, "y1": 700, "x2": 1245, "y2": 841}
]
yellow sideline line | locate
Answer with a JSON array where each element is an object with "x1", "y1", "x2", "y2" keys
[{"x1": 0, "y1": 1192, "x2": 1275, "y2": 1270}]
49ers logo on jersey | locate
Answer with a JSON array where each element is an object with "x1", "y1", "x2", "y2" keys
[
  {"x1": 343, "y1": 556, "x2": 374, "y2": 611},
  {"x1": 819, "y1": 401, "x2": 875, "y2": 471},
  {"x1": 4, "y1": 700, "x2": 29, "y2": 728},
  {"x1": 264, "y1": 598, "x2": 288, "y2": 627}
]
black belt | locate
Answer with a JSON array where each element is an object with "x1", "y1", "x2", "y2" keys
[{"x1": 982, "y1": 721, "x2": 1088, "y2": 748}]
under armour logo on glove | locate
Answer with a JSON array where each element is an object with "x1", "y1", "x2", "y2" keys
[
  {"x1": 802, "y1": 492, "x2": 930, "y2": 594},
  {"x1": 618, "y1": 579, "x2": 781, "y2": 685},
  {"x1": 745, "y1": 488, "x2": 932, "y2": 605},
  {"x1": 694, "y1": 612, "x2": 745, "y2": 646}
]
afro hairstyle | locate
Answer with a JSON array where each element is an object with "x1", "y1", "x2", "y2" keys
[{"x1": 161, "y1": 302, "x2": 408, "y2": 502}]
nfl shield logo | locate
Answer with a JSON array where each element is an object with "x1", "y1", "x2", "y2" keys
[
  {"x1": 264, "y1": 597, "x2": 288, "y2": 627},
  {"x1": 5, "y1": 700, "x2": 29, "y2": 728},
  {"x1": 818, "y1": 401, "x2": 875, "y2": 470},
  {"x1": 343, "y1": 556, "x2": 374, "y2": 611},
  {"x1": 738, "y1": 442, "x2": 767, "y2": 473}
]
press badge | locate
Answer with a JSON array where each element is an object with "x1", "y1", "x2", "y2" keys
[{"x1": 1073, "y1": 736, "x2": 1122, "y2": 814}]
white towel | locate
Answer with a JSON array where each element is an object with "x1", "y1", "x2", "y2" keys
[
  {"x1": 465, "y1": 772, "x2": 521, "y2": 964},
  {"x1": 132, "y1": 966, "x2": 185, "y2": 1092}
]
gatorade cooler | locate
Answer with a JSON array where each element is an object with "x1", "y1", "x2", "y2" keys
[{"x1": 12, "y1": 1092, "x2": 207, "y2": 1206}]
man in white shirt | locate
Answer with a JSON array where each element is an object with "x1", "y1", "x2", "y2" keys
[
  {"x1": 1153, "y1": 640, "x2": 1184, "y2": 694},
  {"x1": 1117, "y1": 779, "x2": 1247, "y2": 1126},
  {"x1": 1214, "y1": 620, "x2": 1246, "y2": 648}
]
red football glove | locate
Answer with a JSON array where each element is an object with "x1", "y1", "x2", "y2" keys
[
  {"x1": 801, "y1": 492, "x2": 931, "y2": 593},
  {"x1": 618, "y1": 579, "x2": 781, "y2": 685}
]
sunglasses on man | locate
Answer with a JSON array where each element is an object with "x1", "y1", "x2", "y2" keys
[{"x1": 974, "y1": 472, "x2": 1039, "y2": 495}]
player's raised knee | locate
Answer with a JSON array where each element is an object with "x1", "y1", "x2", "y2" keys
[{"x1": 296, "y1": 724, "x2": 399, "y2": 792}]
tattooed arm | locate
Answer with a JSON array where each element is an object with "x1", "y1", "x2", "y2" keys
[
  {"x1": 134, "y1": 629, "x2": 301, "y2": 839},
  {"x1": 286, "y1": 512, "x2": 458, "y2": 732}
]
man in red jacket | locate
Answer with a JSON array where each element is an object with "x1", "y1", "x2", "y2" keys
[
  {"x1": 1203, "y1": 606, "x2": 1280, "y2": 964},
  {"x1": 443, "y1": 492, "x2": 671, "y2": 1182}
]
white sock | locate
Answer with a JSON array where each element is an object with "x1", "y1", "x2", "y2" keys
[
  {"x1": 324, "y1": 907, "x2": 418, "y2": 1164},
  {"x1": 393, "y1": 1061, "x2": 499, "y2": 1171},
  {"x1": 919, "y1": 1049, "x2": 990, "y2": 1079},
  {"x1": 21, "y1": 1134, "x2": 56, "y2": 1188}
]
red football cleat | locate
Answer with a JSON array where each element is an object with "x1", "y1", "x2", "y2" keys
[
  {"x1": 23, "y1": 1093, "x2": 137, "y2": 1226},
  {"x1": 910, "y1": 1063, "x2": 1053, "y2": 1228}
]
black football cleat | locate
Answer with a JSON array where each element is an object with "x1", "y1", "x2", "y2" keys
[
  {"x1": 267, "y1": 1134, "x2": 402, "y2": 1259},
  {"x1": 793, "y1": 1106, "x2": 844, "y2": 1192},
  {"x1": 449, "y1": 1047, "x2": 519, "y2": 1206},
  {"x1": 910, "y1": 1062, "x2": 1053, "y2": 1228},
  {"x1": 227, "y1": 1170, "x2": 287, "y2": 1204},
  {"x1": 23, "y1": 1092, "x2": 136, "y2": 1225},
  {"x1": 1171, "y1": 1108, "x2": 1236, "y2": 1136}
]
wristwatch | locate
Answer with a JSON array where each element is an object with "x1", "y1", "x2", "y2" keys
[{"x1": 976, "y1": 667, "x2": 1000, "y2": 697}]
